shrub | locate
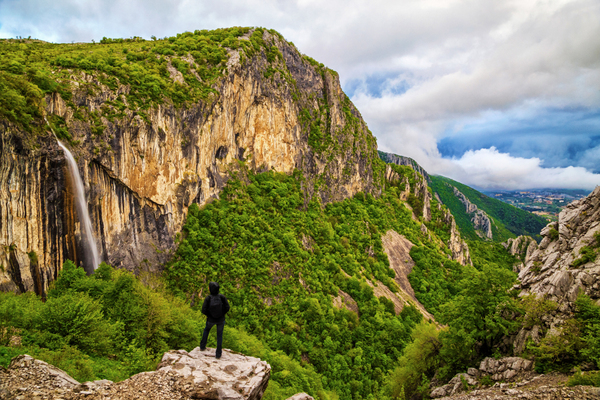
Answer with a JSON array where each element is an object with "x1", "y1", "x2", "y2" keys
[
  {"x1": 520, "y1": 294, "x2": 558, "y2": 329},
  {"x1": 36, "y1": 292, "x2": 115, "y2": 355},
  {"x1": 388, "y1": 322, "x2": 441, "y2": 399},
  {"x1": 567, "y1": 370, "x2": 600, "y2": 387},
  {"x1": 571, "y1": 246, "x2": 597, "y2": 268}
]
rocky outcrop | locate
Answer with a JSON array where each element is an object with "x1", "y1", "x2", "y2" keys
[
  {"x1": 430, "y1": 357, "x2": 600, "y2": 400},
  {"x1": 0, "y1": 348, "x2": 271, "y2": 400},
  {"x1": 378, "y1": 151, "x2": 429, "y2": 181},
  {"x1": 431, "y1": 357, "x2": 535, "y2": 398},
  {"x1": 384, "y1": 164, "x2": 432, "y2": 222},
  {"x1": 433, "y1": 382, "x2": 599, "y2": 400},
  {"x1": 0, "y1": 30, "x2": 383, "y2": 295},
  {"x1": 378, "y1": 230, "x2": 435, "y2": 319},
  {"x1": 384, "y1": 162, "x2": 471, "y2": 266},
  {"x1": 444, "y1": 208, "x2": 473, "y2": 266},
  {"x1": 286, "y1": 394, "x2": 314, "y2": 400},
  {"x1": 332, "y1": 288, "x2": 359, "y2": 315},
  {"x1": 478, "y1": 357, "x2": 534, "y2": 381},
  {"x1": 512, "y1": 186, "x2": 600, "y2": 354},
  {"x1": 452, "y1": 187, "x2": 493, "y2": 240},
  {"x1": 503, "y1": 235, "x2": 538, "y2": 272}
]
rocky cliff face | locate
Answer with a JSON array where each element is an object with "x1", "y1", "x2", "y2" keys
[
  {"x1": 379, "y1": 151, "x2": 430, "y2": 181},
  {"x1": 384, "y1": 164, "x2": 432, "y2": 222},
  {"x1": 383, "y1": 163, "x2": 471, "y2": 266},
  {"x1": 444, "y1": 208, "x2": 473, "y2": 266},
  {"x1": 503, "y1": 235, "x2": 538, "y2": 272},
  {"x1": 0, "y1": 30, "x2": 383, "y2": 295},
  {"x1": 452, "y1": 187, "x2": 493, "y2": 240},
  {"x1": 430, "y1": 356, "x2": 600, "y2": 400},
  {"x1": 512, "y1": 186, "x2": 600, "y2": 353}
]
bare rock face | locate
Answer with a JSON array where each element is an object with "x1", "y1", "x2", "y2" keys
[
  {"x1": 478, "y1": 357, "x2": 534, "y2": 381},
  {"x1": 0, "y1": 29, "x2": 382, "y2": 295},
  {"x1": 503, "y1": 236, "x2": 538, "y2": 272},
  {"x1": 511, "y1": 186, "x2": 600, "y2": 353},
  {"x1": 384, "y1": 163, "x2": 471, "y2": 266},
  {"x1": 0, "y1": 348, "x2": 271, "y2": 400},
  {"x1": 452, "y1": 187, "x2": 493, "y2": 240},
  {"x1": 444, "y1": 208, "x2": 473, "y2": 266},
  {"x1": 378, "y1": 152, "x2": 430, "y2": 181},
  {"x1": 431, "y1": 357, "x2": 535, "y2": 398},
  {"x1": 286, "y1": 394, "x2": 314, "y2": 400},
  {"x1": 379, "y1": 230, "x2": 436, "y2": 319},
  {"x1": 157, "y1": 347, "x2": 270, "y2": 400}
]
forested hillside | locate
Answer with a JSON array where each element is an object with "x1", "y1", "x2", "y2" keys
[
  {"x1": 430, "y1": 176, "x2": 547, "y2": 241},
  {"x1": 162, "y1": 164, "x2": 528, "y2": 399}
]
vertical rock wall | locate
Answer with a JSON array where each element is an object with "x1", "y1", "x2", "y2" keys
[{"x1": 0, "y1": 31, "x2": 383, "y2": 295}]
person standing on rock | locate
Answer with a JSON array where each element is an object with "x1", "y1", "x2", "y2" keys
[{"x1": 200, "y1": 282, "x2": 230, "y2": 359}]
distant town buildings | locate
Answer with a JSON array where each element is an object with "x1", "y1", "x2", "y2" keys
[{"x1": 483, "y1": 189, "x2": 589, "y2": 219}]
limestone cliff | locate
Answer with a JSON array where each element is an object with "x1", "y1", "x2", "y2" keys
[
  {"x1": 503, "y1": 235, "x2": 538, "y2": 272},
  {"x1": 512, "y1": 186, "x2": 600, "y2": 353},
  {"x1": 0, "y1": 29, "x2": 383, "y2": 295},
  {"x1": 378, "y1": 151, "x2": 430, "y2": 181},
  {"x1": 452, "y1": 187, "x2": 493, "y2": 240}
]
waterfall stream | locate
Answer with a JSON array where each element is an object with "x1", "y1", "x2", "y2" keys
[
  {"x1": 57, "y1": 140, "x2": 101, "y2": 272},
  {"x1": 43, "y1": 115, "x2": 102, "y2": 272}
]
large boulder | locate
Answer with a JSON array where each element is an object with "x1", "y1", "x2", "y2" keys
[{"x1": 0, "y1": 348, "x2": 270, "y2": 400}]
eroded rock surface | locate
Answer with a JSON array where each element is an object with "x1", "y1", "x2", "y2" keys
[
  {"x1": 378, "y1": 230, "x2": 435, "y2": 319},
  {"x1": 384, "y1": 164, "x2": 471, "y2": 266},
  {"x1": 285, "y1": 394, "x2": 314, "y2": 400},
  {"x1": 512, "y1": 186, "x2": 600, "y2": 353},
  {"x1": 0, "y1": 348, "x2": 270, "y2": 400},
  {"x1": 503, "y1": 236, "x2": 538, "y2": 272},
  {"x1": 430, "y1": 357, "x2": 600, "y2": 400},
  {"x1": 452, "y1": 187, "x2": 493, "y2": 240}
]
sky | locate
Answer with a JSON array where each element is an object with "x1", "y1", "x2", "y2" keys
[{"x1": 1, "y1": 0, "x2": 599, "y2": 190}]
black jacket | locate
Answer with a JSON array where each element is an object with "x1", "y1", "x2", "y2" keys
[{"x1": 201, "y1": 282, "x2": 230, "y2": 323}]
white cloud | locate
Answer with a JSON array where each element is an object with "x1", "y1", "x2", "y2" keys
[{"x1": 440, "y1": 147, "x2": 600, "y2": 190}]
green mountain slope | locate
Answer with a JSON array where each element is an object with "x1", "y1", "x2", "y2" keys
[
  {"x1": 164, "y1": 164, "x2": 522, "y2": 399},
  {"x1": 430, "y1": 175, "x2": 547, "y2": 242},
  {"x1": 166, "y1": 167, "x2": 437, "y2": 399}
]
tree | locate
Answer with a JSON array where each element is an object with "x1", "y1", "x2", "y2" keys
[{"x1": 438, "y1": 263, "x2": 519, "y2": 379}]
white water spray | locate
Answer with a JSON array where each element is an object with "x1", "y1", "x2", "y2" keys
[
  {"x1": 45, "y1": 118, "x2": 100, "y2": 272},
  {"x1": 57, "y1": 141, "x2": 100, "y2": 271}
]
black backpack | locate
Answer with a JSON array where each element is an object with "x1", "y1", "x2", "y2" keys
[{"x1": 209, "y1": 295, "x2": 224, "y2": 319}]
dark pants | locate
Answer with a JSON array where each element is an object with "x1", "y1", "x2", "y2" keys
[{"x1": 200, "y1": 320, "x2": 224, "y2": 357}]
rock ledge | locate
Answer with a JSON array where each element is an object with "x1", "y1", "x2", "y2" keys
[{"x1": 0, "y1": 347, "x2": 271, "y2": 400}]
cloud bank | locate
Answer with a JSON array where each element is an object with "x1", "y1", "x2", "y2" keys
[{"x1": 1, "y1": 0, "x2": 599, "y2": 190}]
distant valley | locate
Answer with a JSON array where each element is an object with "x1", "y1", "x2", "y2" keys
[{"x1": 482, "y1": 188, "x2": 591, "y2": 218}]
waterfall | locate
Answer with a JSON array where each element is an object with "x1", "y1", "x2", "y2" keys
[{"x1": 56, "y1": 140, "x2": 101, "y2": 273}]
